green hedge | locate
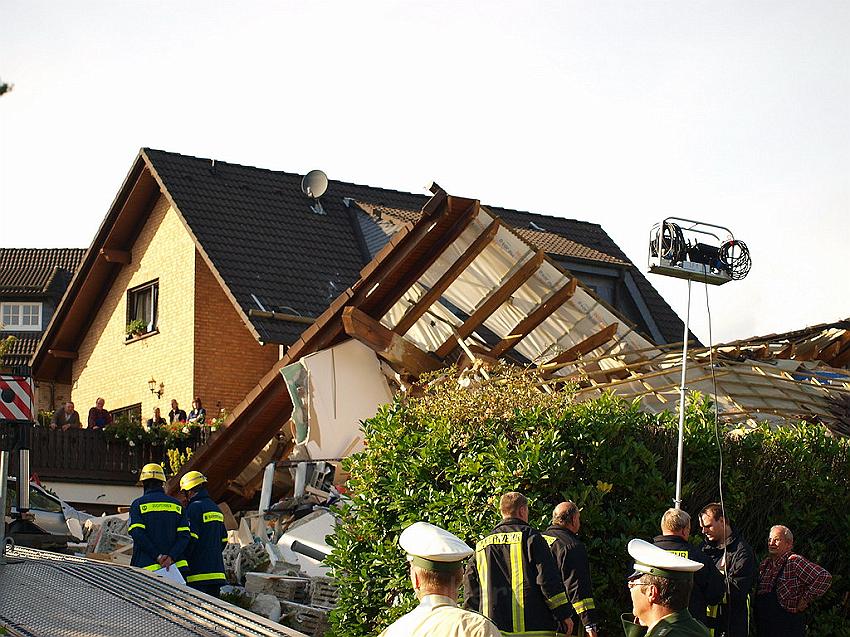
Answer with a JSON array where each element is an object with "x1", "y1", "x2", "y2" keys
[{"x1": 326, "y1": 371, "x2": 850, "y2": 636}]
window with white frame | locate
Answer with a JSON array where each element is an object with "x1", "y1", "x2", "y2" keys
[
  {"x1": 126, "y1": 280, "x2": 159, "y2": 336},
  {"x1": 1, "y1": 302, "x2": 43, "y2": 331}
]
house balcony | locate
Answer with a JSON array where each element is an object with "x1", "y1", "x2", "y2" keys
[{"x1": 9, "y1": 427, "x2": 215, "y2": 486}]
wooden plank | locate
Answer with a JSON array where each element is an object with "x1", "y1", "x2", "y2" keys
[
  {"x1": 395, "y1": 218, "x2": 501, "y2": 335},
  {"x1": 435, "y1": 250, "x2": 545, "y2": 359},
  {"x1": 100, "y1": 248, "x2": 131, "y2": 264},
  {"x1": 540, "y1": 323, "x2": 620, "y2": 377},
  {"x1": 47, "y1": 349, "x2": 77, "y2": 359},
  {"x1": 342, "y1": 307, "x2": 442, "y2": 376},
  {"x1": 489, "y1": 277, "x2": 578, "y2": 358}
]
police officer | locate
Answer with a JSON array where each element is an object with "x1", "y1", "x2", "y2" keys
[
  {"x1": 653, "y1": 508, "x2": 724, "y2": 627},
  {"x1": 129, "y1": 463, "x2": 190, "y2": 574},
  {"x1": 623, "y1": 538, "x2": 710, "y2": 637},
  {"x1": 379, "y1": 522, "x2": 501, "y2": 637},
  {"x1": 544, "y1": 501, "x2": 599, "y2": 637},
  {"x1": 179, "y1": 470, "x2": 227, "y2": 597},
  {"x1": 464, "y1": 492, "x2": 574, "y2": 637}
]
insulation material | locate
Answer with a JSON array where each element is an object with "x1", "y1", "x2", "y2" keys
[{"x1": 297, "y1": 339, "x2": 393, "y2": 459}]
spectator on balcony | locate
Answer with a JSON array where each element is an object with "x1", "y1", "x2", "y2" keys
[
  {"x1": 187, "y1": 398, "x2": 206, "y2": 425},
  {"x1": 146, "y1": 407, "x2": 167, "y2": 430},
  {"x1": 169, "y1": 399, "x2": 187, "y2": 424},
  {"x1": 50, "y1": 402, "x2": 81, "y2": 431},
  {"x1": 87, "y1": 397, "x2": 113, "y2": 430}
]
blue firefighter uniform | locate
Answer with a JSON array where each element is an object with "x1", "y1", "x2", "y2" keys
[
  {"x1": 184, "y1": 486, "x2": 228, "y2": 596},
  {"x1": 128, "y1": 484, "x2": 190, "y2": 572}
]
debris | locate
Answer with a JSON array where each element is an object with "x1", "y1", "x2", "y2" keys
[
  {"x1": 249, "y1": 593, "x2": 281, "y2": 622},
  {"x1": 280, "y1": 600, "x2": 329, "y2": 636}
]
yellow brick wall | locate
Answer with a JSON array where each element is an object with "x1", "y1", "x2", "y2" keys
[
  {"x1": 72, "y1": 195, "x2": 196, "y2": 423},
  {"x1": 193, "y1": 256, "x2": 279, "y2": 415}
]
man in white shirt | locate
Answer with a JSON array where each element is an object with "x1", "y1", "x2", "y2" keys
[{"x1": 379, "y1": 521, "x2": 501, "y2": 637}]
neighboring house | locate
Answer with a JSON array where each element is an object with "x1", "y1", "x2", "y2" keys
[
  {"x1": 0, "y1": 248, "x2": 85, "y2": 412},
  {"x1": 31, "y1": 148, "x2": 687, "y2": 426}
]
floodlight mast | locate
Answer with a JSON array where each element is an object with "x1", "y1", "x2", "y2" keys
[{"x1": 647, "y1": 217, "x2": 751, "y2": 509}]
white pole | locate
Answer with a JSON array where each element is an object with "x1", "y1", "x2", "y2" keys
[
  {"x1": 258, "y1": 462, "x2": 275, "y2": 513},
  {"x1": 674, "y1": 278, "x2": 692, "y2": 509}
]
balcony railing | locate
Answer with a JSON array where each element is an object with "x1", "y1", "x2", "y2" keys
[{"x1": 9, "y1": 427, "x2": 214, "y2": 484}]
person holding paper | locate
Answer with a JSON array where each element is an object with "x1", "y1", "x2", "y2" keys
[{"x1": 180, "y1": 471, "x2": 228, "y2": 597}]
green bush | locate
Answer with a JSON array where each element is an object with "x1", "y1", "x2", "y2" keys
[{"x1": 326, "y1": 369, "x2": 850, "y2": 636}]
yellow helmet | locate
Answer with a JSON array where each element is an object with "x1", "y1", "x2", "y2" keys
[
  {"x1": 139, "y1": 463, "x2": 166, "y2": 482},
  {"x1": 180, "y1": 470, "x2": 207, "y2": 492}
]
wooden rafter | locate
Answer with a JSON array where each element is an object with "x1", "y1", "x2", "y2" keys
[
  {"x1": 342, "y1": 307, "x2": 442, "y2": 376},
  {"x1": 489, "y1": 277, "x2": 578, "y2": 358},
  {"x1": 100, "y1": 248, "x2": 131, "y2": 264},
  {"x1": 540, "y1": 323, "x2": 620, "y2": 378},
  {"x1": 434, "y1": 250, "x2": 545, "y2": 359},
  {"x1": 395, "y1": 218, "x2": 501, "y2": 335}
]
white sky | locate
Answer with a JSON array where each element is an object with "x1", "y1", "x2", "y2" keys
[{"x1": 1, "y1": 1, "x2": 848, "y2": 344}]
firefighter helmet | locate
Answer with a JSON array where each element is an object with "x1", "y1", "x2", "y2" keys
[
  {"x1": 139, "y1": 463, "x2": 166, "y2": 483},
  {"x1": 180, "y1": 470, "x2": 207, "y2": 492}
]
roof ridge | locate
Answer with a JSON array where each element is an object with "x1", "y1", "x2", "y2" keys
[{"x1": 142, "y1": 147, "x2": 430, "y2": 203}]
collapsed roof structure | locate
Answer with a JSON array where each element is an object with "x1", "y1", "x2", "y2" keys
[{"x1": 169, "y1": 185, "x2": 850, "y2": 503}]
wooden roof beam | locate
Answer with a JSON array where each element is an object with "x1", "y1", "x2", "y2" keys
[
  {"x1": 489, "y1": 277, "x2": 578, "y2": 358},
  {"x1": 47, "y1": 349, "x2": 77, "y2": 359},
  {"x1": 100, "y1": 248, "x2": 131, "y2": 264},
  {"x1": 435, "y1": 250, "x2": 545, "y2": 359},
  {"x1": 343, "y1": 307, "x2": 442, "y2": 376},
  {"x1": 540, "y1": 323, "x2": 620, "y2": 378},
  {"x1": 395, "y1": 217, "x2": 500, "y2": 335}
]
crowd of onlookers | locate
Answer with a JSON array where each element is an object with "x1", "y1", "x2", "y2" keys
[{"x1": 48, "y1": 397, "x2": 208, "y2": 431}]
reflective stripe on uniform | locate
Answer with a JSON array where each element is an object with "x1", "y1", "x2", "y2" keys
[
  {"x1": 542, "y1": 535, "x2": 557, "y2": 546},
  {"x1": 143, "y1": 564, "x2": 160, "y2": 571},
  {"x1": 546, "y1": 591, "x2": 568, "y2": 610},
  {"x1": 572, "y1": 597, "x2": 595, "y2": 614},
  {"x1": 186, "y1": 572, "x2": 226, "y2": 583},
  {"x1": 476, "y1": 547, "x2": 490, "y2": 618},
  {"x1": 509, "y1": 537, "x2": 525, "y2": 633},
  {"x1": 140, "y1": 502, "x2": 182, "y2": 514},
  {"x1": 128, "y1": 523, "x2": 146, "y2": 531},
  {"x1": 174, "y1": 560, "x2": 188, "y2": 568},
  {"x1": 203, "y1": 511, "x2": 224, "y2": 523},
  {"x1": 177, "y1": 526, "x2": 190, "y2": 533},
  {"x1": 221, "y1": 537, "x2": 228, "y2": 543},
  {"x1": 190, "y1": 532, "x2": 199, "y2": 539}
]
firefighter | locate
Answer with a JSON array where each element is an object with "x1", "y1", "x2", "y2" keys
[
  {"x1": 543, "y1": 501, "x2": 599, "y2": 637},
  {"x1": 129, "y1": 463, "x2": 190, "y2": 574},
  {"x1": 180, "y1": 470, "x2": 227, "y2": 597},
  {"x1": 463, "y1": 492, "x2": 574, "y2": 637},
  {"x1": 653, "y1": 508, "x2": 724, "y2": 628}
]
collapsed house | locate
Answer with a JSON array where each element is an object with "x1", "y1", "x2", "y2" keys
[{"x1": 170, "y1": 185, "x2": 850, "y2": 508}]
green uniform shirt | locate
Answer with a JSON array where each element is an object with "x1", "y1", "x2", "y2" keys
[{"x1": 646, "y1": 610, "x2": 710, "y2": 637}]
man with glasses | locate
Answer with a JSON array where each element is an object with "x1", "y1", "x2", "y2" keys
[{"x1": 623, "y1": 538, "x2": 709, "y2": 637}]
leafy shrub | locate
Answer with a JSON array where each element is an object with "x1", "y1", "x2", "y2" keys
[{"x1": 326, "y1": 370, "x2": 850, "y2": 636}]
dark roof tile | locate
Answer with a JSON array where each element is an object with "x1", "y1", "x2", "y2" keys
[
  {"x1": 0, "y1": 249, "x2": 85, "y2": 296},
  {"x1": 143, "y1": 149, "x2": 686, "y2": 345}
]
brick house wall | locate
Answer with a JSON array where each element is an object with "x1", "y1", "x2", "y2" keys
[
  {"x1": 193, "y1": 255, "x2": 279, "y2": 416},
  {"x1": 71, "y1": 192, "x2": 279, "y2": 424},
  {"x1": 73, "y1": 195, "x2": 196, "y2": 421}
]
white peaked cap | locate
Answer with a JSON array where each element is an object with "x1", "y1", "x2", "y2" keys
[
  {"x1": 628, "y1": 538, "x2": 703, "y2": 580},
  {"x1": 400, "y1": 522, "x2": 473, "y2": 571}
]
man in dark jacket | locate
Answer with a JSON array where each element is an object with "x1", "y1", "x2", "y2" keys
[
  {"x1": 698, "y1": 504, "x2": 756, "y2": 637},
  {"x1": 464, "y1": 492, "x2": 573, "y2": 637},
  {"x1": 180, "y1": 470, "x2": 227, "y2": 597},
  {"x1": 543, "y1": 501, "x2": 598, "y2": 637},
  {"x1": 653, "y1": 508, "x2": 724, "y2": 627},
  {"x1": 129, "y1": 463, "x2": 190, "y2": 573}
]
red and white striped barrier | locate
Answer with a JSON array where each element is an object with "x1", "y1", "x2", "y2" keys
[{"x1": 0, "y1": 375, "x2": 34, "y2": 422}]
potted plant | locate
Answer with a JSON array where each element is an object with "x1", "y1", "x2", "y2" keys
[{"x1": 125, "y1": 319, "x2": 146, "y2": 340}]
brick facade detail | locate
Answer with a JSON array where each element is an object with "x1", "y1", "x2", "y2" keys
[{"x1": 71, "y1": 194, "x2": 278, "y2": 422}]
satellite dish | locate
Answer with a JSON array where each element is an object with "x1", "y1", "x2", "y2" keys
[{"x1": 301, "y1": 170, "x2": 328, "y2": 199}]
